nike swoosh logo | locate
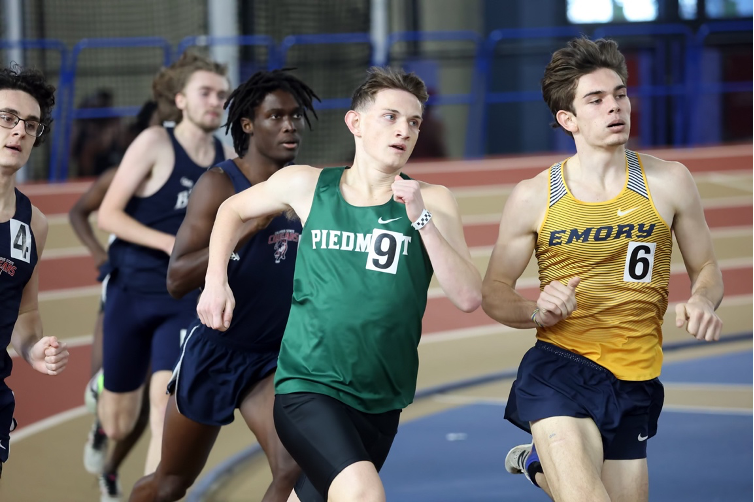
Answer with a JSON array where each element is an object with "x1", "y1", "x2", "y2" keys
[
  {"x1": 0, "y1": 443, "x2": 6, "y2": 449},
  {"x1": 637, "y1": 433, "x2": 648, "y2": 441},
  {"x1": 617, "y1": 207, "x2": 638, "y2": 217},
  {"x1": 378, "y1": 217, "x2": 402, "y2": 224}
]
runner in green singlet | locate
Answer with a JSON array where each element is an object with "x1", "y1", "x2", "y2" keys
[{"x1": 197, "y1": 66, "x2": 482, "y2": 502}]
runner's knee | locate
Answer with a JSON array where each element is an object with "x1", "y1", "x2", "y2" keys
[
  {"x1": 101, "y1": 419, "x2": 133, "y2": 442},
  {"x1": 100, "y1": 408, "x2": 138, "y2": 441},
  {"x1": 270, "y1": 452, "x2": 300, "y2": 487},
  {"x1": 154, "y1": 474, "x2": 192, "y2": 502}
]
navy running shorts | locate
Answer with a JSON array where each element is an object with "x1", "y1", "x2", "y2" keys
[
  {"x1": 102, "y1": 273, "x2": 199, "y2": 393},
  {"x1": 167, "y1": 323, "x2": 280, "y2": 426},
  {"x1": 0, "y1": 384, "x2": 14, "y2": 464},
  {"x1": 505, "y1": 340, "x2": 664, "y2": 460},
  {"x1": 274, "y1": 392, "x2": 401, "y2": 502}
]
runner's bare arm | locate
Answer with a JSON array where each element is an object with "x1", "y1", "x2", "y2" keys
[
  {"x1": 167, "y1": 168, "x2": 279, "y2": 298},
  {"x1": 418, "y1": 184, "x2": 481, "y2": 312},
  {"x1": 197, "y1": 165, "x2": 318, "y2": 330},
  {"x1": 11, "y1": 207, "x2": 69, "y2": 375},
  {"x1": 68, "y1": 167, "x2": 116, "y2": 267},
  {"x1": 97, "y1": 127, "x2": 175, "y2": 255},
  {"x1": 481, "y1": 179, "x2": 543, "y2": 327},
  {"x1": 663, "y1": 162, "x2": 724, "y2": 341},
  {"x1": 167, "y1": 169, "x2": 235, "y2": 298},
  {"x1": 482, "y1": 174, "x2": 579, "y2": 328}
]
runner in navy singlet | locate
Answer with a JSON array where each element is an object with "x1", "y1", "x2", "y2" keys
[
  {"x1": 96, "y1": 52, "x2": 233, "y2": 484},
  {"x1": 70, "y1": 100, "x2": 168, "y2": 497},
  {"x1": 129, "y1": 69, "x2": 319, "y2": 502},
  {"x1": 0, "y1": 64, "x2": 69, "y2": 479}
]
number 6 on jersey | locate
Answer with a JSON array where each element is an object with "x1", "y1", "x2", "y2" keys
[{"x1": 623, "y1": 241, "x2": 656, "y2": 283}]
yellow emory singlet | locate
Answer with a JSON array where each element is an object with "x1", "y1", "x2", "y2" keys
[{"x1": 535, "y1": 150, "x2": 672, "y2": 381}]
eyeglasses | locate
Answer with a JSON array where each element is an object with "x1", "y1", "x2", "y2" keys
[{"x1": 0, "y1": 111, "x2": 46, "y2": 138}]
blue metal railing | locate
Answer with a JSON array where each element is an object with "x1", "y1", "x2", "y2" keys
[
  {"x1": 280, "y1": 33, "x2": 374, "y2": 110},
  {"x1": 58, "y1": 37, "x2": 172, "y2": 180},
  {"x1": 387, "y1": 30, "x2": 482, "y2": 107},
  {"x1": 472, "y1": 26, "x2": 584, "y2": 157},
  {"x1": 16, "y1": 23, "x2": 750, "y2": 179},
  {"x1": 593, "y1": 24, "x2": 695, "y2": 146},
  {"x1": 175, "y1": 34, "x2": 279, "y2": 70},
  {"x1": 386, "y1": 31, "x2": 484, "y2": 158},
  {"x1": 688, "y1": 20, "x2": 753, "y2": 144}
]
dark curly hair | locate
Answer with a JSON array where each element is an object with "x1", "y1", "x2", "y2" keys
[
  {"x1": 223, "y1": 68, "x2": 319, "y2": 157},
  {"x1": 0, "y1": 63, "x2": 56, "y2": 146}
]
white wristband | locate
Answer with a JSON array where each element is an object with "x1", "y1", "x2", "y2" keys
[{"x1": 411, "y1": 209, "x2": 432, "y2": 230}]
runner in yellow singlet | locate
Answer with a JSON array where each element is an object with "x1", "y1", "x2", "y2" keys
[{"x1": 482, "y1": 37, "x2": 724, "y2": 502}]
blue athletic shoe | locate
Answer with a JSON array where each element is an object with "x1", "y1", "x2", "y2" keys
[{"x1": 525, "y1": 443, "x2": 540, "y2": 474}]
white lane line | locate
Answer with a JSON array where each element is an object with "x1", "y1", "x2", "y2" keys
[
  {"x1": 432, "y1": 394, "x2": 508, "y2": 406},
  {"x1": 39, "y1": 285, "x2": 101, "y2": 301},
  {"x1": 10, "y1": 406, "x2": 89, "y2": 444},
  {"x1": 420, "y1": 324, "x2": 516, "y2": 344},
  {"x1": 429, "y1": 396, "x2": 752, "y2": 415},
  {"x1": 662, "y1": 404, "x2": 752, "y2": 415},
  {"x1": 41, "y1": 246, "x2": 92, "y2": 259}
]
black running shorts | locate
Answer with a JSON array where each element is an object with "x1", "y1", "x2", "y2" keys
[
  {"x1": 505, "y1": 340, "x2": 664, "y2": 460},
  {"x1": 273, "y1": 392, "x2": 401, "y2": 501}
]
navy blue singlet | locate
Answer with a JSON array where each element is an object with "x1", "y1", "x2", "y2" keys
[
  {"x1": 0, "y1": 189, "x2": 38, "y2": 380},
  {"x1": 107, "y1": 128, "x2": 224, "y2": 293},
  {"x1": 203, "y1": 159, "x2": 301, "y2": 350}
]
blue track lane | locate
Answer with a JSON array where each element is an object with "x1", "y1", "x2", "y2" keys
[
  {"x1": 381, "y1": 350, "x2": 753, "y2": 502},
  {"x1": 381, "y1": 405, "x2": 753, "y2": 501}
]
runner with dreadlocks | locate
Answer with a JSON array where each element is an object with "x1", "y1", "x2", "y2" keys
[{"x1": 129, "y1": 69, "x2": 319, "y2": 502}]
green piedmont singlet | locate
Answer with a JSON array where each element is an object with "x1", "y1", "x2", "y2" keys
[{"x1": 274, "y1": 167, "x2": 434, "y2": 413}]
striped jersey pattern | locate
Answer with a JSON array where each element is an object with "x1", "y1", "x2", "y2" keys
[{"x1": 535, "y1": 150, "x2": 672, "y2": 381}]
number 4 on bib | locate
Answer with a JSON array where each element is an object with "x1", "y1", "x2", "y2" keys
[
  {"x1": 10, "y1": 219, "x2": 31, "y2": 263},
  {"x1": 623, "y1": 241, "x2": 656, "y2": 283}
]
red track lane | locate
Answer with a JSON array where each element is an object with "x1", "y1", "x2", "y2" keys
[
  {"x1": 7, "y1": 344, "x2": 92, "y2": 429},
  {"x1": 36, "y1": 204, "x2": 752, "y2": 293},
  {"x1": 32, "y1": 192, "x2": 82, "y2": 216},
  {"x1": 22, "y1": 151, "x2": 752, "y2": 212},
  {"x1": 38, "y1": 255, "x2": 100, "y2": 291},
  {"x1": 11, "y1": 265, "x2": 751, "y2": 431}
]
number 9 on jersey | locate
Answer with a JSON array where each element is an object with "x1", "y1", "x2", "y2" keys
[{"x1": 366, "y1": 229, "x2": 403, "y2": 275}]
